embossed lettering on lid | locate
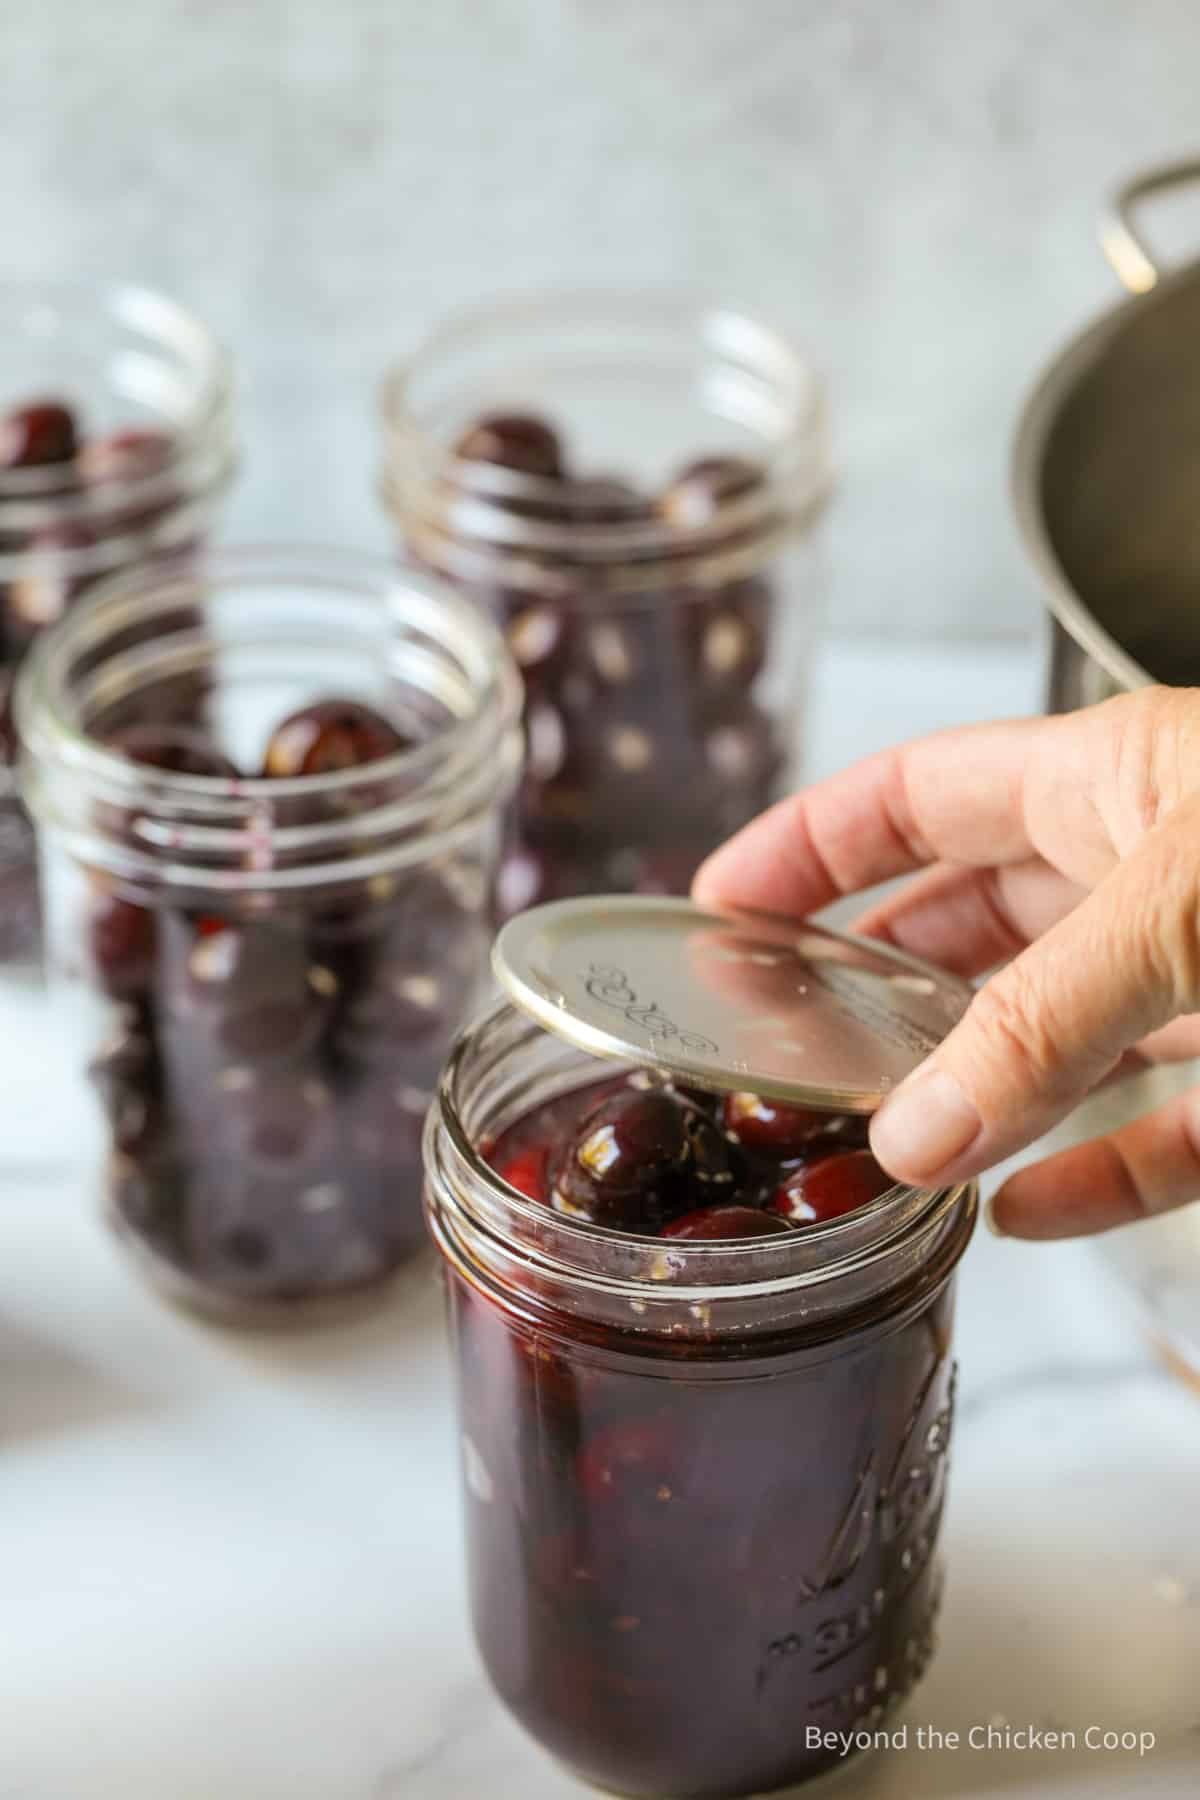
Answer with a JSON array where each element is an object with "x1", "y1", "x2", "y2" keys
[{"x1": 492, "y1": 895, "x2": 972, "y2": 1111}]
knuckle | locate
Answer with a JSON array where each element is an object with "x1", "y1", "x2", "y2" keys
[
  {"x1": 1145, "y1": 857, "x2": 1200, "y2": 1008},
  {"x1": 1105, "y1": 689, "x2": 1200, "y2": 841},
  {"x1": 881, "y1": 745, "x2": 936, "y2": 867},
  {"x1": 1113, "y1": 695, "x2": 1166, "y2": 840},
  {"x1": 1097, "y1": 1135, "x2": 1155, "y2": 1226},
  {"x1": 963, "y1": 967, "x2": 1064, "y2": 1092}
]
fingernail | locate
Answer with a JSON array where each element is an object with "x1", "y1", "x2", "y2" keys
[
  {"x1": 870, "y1": 1068, "x2": 982, "y2": 1182},
  {"x1": 982, "y1": 1192, "x2": 1006, "y2": 1237}
]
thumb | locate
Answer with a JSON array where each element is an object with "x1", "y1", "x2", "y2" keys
[{"x1": 868, "y1": 810, "x2": 1200, "y2": 1189}]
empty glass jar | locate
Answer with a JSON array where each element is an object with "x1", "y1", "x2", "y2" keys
[
  {"x1": 18, "y1": 548, "x2": 521, "y2": 1323},
  {"x1": 0, "y1": 280, "x2": 237, "y2": 963},
  {"x1": 380, "y1": 292, "x2": 829, "y2": 913}
]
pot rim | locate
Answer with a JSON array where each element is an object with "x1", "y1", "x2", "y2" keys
[{"x1": 1010, "y1": 255, "x2": 1200, "y2": 695}]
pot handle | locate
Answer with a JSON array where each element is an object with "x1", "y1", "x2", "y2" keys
[{"x1": 1101, "y1": 156, "x2": 1200, "y2": 292}]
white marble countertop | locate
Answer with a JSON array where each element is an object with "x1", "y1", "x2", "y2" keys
[{"x1": 3, "y1": 638, "x2": 1199, "y2": 1800}]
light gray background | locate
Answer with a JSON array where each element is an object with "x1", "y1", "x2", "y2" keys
[{"x1": 6, "y1": 0, "x2": 1200, "y2": 639}]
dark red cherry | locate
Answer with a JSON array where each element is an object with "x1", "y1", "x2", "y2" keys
[
  {"x1": 310, "y1": 865, "x2": 478, "y2": 1014},
  {"x1": 0, "y1": 399, "x2": 79, "y2": 469},
  {"x1": 89, "y1": 891, "x2": 157, "y2": 1003},
  {"x1": 704, "y1": 703, "x2": 781, "y2": 797},
  {"x1": 563, "y1": 475, "x2": 649, "y2": 524},
  {"x1": 679, "y1": 1100, "x2": 739, "y2": 1201},
  {"x1": 554, "y1": 1087, "x2": 686, "y2": 1190},
  {"x1": 550, "y1": 1088, "x2": 690, "y2": 1231},
  {"x1": 262, "y1": 699, "x2": 409, "y2": 778},
  {"x1": 108, "y1": 722, "x2": 241, "y2": 779},
  {"x1": 497, "y1": 1146, "x2": 549, "y2": 1203},
  {"x1": 232, "y1": 1069, "x2": 338, "y2": 1170},
  {"x1": 657, "y1": 454, "x2": 763, "y2": 531},
  {"x1": 179, "y1": 919, "x2": 337, "y2": 1067},
  {"x1": 661, "y1": 1204, "x2": 792, "y2": 1240},
  {"x1": 689, "y1": 582, "x2": 769, "y2": 693},
  {"x1": 766, "y1": 1149, "x2": 894, "y2": 1226},
  {"x1": 453, "y1": 413, "x2": 564, "y2": 480},
  {"x1": 548, "y1": 1086, "x2": 739, "y2": 1230},
  {"x1": 330, "y1": 966, "x2": 448, "y2": 1065},
  {"x1": 722, "y1": 1091, "x2": 860, "y2": 1159},
  {"x1": 96, "y1": 728, "x2": 239, "y2": 858},
  {"x1": 788, "y1": 1120, "x2": 874, "y2": 1170}
]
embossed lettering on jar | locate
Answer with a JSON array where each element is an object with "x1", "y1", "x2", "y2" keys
[{"x1": 18, "y1": 549, "x2": 521, "y2": 1324}]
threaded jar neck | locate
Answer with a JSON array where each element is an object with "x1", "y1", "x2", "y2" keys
[
  {"x1": 0, "y1": 280, "x2": 237, "y2": 578},
  {"x1": 426, "y1": 998, "x2": 975, "y2": 1350},
  {"x1": 17, "y1": 546, "x2": 524, "y2": 900},
  {"x1": 381, "y1": 289, "x2": 829, "y2": 600}
]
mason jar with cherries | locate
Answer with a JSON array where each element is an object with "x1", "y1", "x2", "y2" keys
[
  {"x1": 424, "y1": 898, "x2": 976, "y2": 1799},
  {"x1": 380, "y1": 293, "x2": 828, "y2": 915},
  {"x1": 0, "y1": 280, "x2": 237, "y2": 963},
  {"x1": 18, "y1": 548, "x2": 521, "y2": 1324}
]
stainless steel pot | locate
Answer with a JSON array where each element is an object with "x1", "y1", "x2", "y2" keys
[{"x1": 1014, "y1": 158, "x2": 1200, "y2": 710}]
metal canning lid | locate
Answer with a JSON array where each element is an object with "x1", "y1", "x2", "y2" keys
[{"x1": 492, "y1": 895, "x2": 973, "y2": 1112}]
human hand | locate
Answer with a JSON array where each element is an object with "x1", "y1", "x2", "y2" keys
[{"x1": 693, "y1": 690, "x2": 1200, "y2": 1238}]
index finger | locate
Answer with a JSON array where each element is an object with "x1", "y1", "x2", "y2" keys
[{"x1": 692, "y1": 716, "x2": 1056, "y2": 918}]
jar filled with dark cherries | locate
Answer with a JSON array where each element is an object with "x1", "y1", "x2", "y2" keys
[
  {"x1": 381, "y1": 294, "x2": 828, "y2": 915},
  {"x1": 18, "y1": 549, "x2": 521, "y2": 1323},
  {"x1": 425, "y1": 898, "x2": 976, "y2": 1799},
  {"x1": 0, "y1": 281, "x2": 237, "y2": 964}
]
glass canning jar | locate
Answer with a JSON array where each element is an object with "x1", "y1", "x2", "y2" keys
[
  {"x1": 380, "y1": 292, "x2": 829, "y2": 914},
  {"x1": 18, "y1": 548, "x2": 522, "y2": 1324},
  {"x1": 425, "y1": 1000, "x2": 976, "y2": 1800},
  {"x1": 0, "y1": 280, "x2": 237, "y2": 964}
]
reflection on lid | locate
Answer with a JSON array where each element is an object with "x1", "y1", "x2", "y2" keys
[{"x1": 493, "y1": 896, "x2": 972, "y2": 1112}]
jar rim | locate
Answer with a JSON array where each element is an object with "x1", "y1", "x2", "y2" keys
[
  {"x1": 0, "y1": 278, "x2": 236, "y2": 537},
  {"x1": 380, "y1": 286, "x2": 830, "y2": 594},
  {"x1": 17, "y1": 544, "x2": 524, "y2": 892},
  {"x1": 426, "y1": 995, "x2": 976, "y2": 1314}
]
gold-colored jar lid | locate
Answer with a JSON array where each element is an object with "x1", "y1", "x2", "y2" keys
[{"x1": 493, "y1": 896, "x2": 972, "y2": 1113}]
